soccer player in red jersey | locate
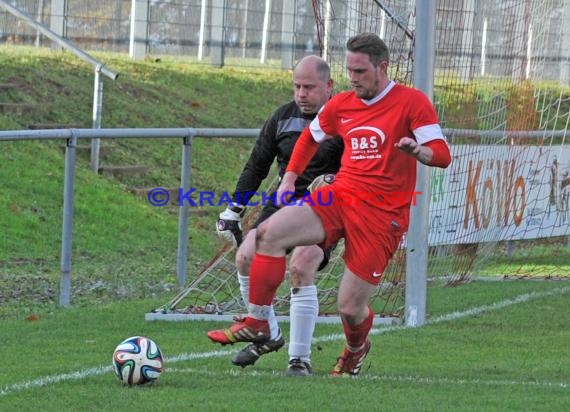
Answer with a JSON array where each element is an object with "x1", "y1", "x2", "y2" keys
[{"x1": 208, "y1": 32, "x2": 451, "y2": 376}]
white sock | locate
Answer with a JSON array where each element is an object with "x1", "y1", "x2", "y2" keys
[
  {"x1": 288, "y1": 285, "x2": 318, "y2": 363},
  {"x1": 237, "y1": 273, "x2": 249, "y2": 307},
  {"x1": 267, "y1": 307, "x2": 280, "y2": 340},
  {"x1": 237, "y1": 272, "x2": 280, "y2": 340}
]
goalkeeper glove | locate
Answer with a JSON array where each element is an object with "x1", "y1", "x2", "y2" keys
[
  {"x1": 307, "y1": 173, "x2": 336, "y2": 193},
  {"x1": 216, "y1": 204, "x2": 246, "y2": 247}
]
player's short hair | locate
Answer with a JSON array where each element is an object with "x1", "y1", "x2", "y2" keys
[{"x1": 346, "y1": 32, "x2": 390, "y2": 67}]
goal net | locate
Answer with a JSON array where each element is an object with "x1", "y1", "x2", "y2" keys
[
  {"x1": 426, "y1": 0, "x2": 570, "y2": 283},
  {"x1": 147, "y1": 0, "x2": 570, "y2": 324}
]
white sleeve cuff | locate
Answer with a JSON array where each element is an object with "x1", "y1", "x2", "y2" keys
[
  {"x1": 309, "y1": 116, "x2": 328, "y2": 143},
  {"x1": 413, "y1": 124, "x2": 445, "y2": 145}
]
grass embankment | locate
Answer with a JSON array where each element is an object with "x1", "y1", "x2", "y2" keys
[{"x1": 0, "y1": 46, "x2": 291, "y2": 317}]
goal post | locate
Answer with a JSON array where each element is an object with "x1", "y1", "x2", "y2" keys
[{"x1": 404, "y1": 0, "x2": 436, "y2": 327}]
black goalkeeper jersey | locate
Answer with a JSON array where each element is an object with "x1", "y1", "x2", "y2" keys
[{"x1": 232, "y1": 100, "x2": 344, "y2": 206}]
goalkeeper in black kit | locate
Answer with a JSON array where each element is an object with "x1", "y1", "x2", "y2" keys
[{"x1": 213, "y1": 55, "x2": 343, "y2": 376}]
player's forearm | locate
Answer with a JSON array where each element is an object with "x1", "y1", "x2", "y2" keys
[
  {"x1": 413, "y1": 145, "x2": 433, "y2": 165},
  {"x1": 397, "y1": 137, "x2": 451, "y2": 168},
  {"x1": 281, "y1": 171, "x2": 298, "y2": 186},
  {"x1": 420, "y1": 139, "x2": 451, "y2": 168}
]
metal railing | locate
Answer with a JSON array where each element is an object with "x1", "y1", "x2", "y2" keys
[
  {"x1": 0, "y1": 127, "x2": 259, "y2": 307},
  {"x1": 3, "y1": 126, "x2": 564, "y2": 311}
]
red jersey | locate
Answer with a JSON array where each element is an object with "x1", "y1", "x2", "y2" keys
[{"x1": 308, "y1": 81, "x2": 444, "y2": 229}]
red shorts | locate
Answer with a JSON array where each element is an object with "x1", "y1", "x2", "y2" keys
[{"x1": 309, "y1": 186, "x2": 405, "y2": 285}]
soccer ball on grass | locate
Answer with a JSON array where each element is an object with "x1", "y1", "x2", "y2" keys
[{"x1": 112, "y1": 336, "x2": 164, "y2": 385}]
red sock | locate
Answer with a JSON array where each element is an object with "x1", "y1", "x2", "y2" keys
[
  {"x1": 245, "y1": 253, "x2": 286, "y2": 329},
  {"x1": 248, "y1": 253, "x2": 286, "y2": 307},
  {"x1": 342, "y1": 306, "x2": 374, "y2": 350}
]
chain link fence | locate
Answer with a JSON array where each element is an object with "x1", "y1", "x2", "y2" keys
[{"x1": 1, "y1": 0, "x2": 568, "y2": 83}]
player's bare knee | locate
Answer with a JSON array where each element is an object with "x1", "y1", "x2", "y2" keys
[
  {"x1": 289, "y1": 247, "x2": 321, "y2": 287},
  {"x1": 255, "y1": 220, "x2": 286, "y2": 252},
  {"x1": 289, "y1": 264, "x2": 315, "y2": 287},
  {"x1": 235, "y1": 250, "x2": 251, "y2": 275},
  {"x1": 292, "y1": 246, "x2": 323, "y2": 265},
  {"x1": 254, "y1": 222, "x2": 271, "y2": 247},
  {"x1": 290, "y1": 266, "x2": 301, "y2": 287},
  {"x1": 337, "y1": 301, "x2": 362, "y2": 324}
]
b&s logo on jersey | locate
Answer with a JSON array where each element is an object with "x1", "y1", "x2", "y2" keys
[{"x1": 347, "y1": 126, "x2": 385, "y2": 161}]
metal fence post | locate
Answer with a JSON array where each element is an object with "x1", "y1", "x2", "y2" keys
[
  {"x1": 90, "y1": 64, "x2": 103, "y2": 173},
  {"x1": 49, "y1": 0, "x2": 67, "y2": 42},
  {"x1": 211, "y1": 0, "x2": 226, "y2": 67},
  {"x1": 280, "y1": 0, "x2": 295, "y2": 69},
  {"x1": 60, "y1": 130, "x2": 77, "y2": 307},
  {"x1": 129, "y1": 0, "x2": 149, "y2": 59},
  {"x1": 260, "y1": 0, "x2": 272, "y2": 64},
  {"x1": 176, "y1": 131, "x2": 194, "y2": 287}
]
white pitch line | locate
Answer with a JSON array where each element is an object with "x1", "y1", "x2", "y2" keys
[
  {"x1": 1, "y1": 286, "x2": 569, "y2": 397},
  {"x1": 313, "y1": 286, "x2": 570, "y2": 343},
  {"x1": 167, "y1": 366, "x2": 569, "y2": 389},
  {"x1": 0, "y1": 365, "x2": 111, "y2": 397},
  {"x1": 0, "y1": 349, "x2": 237, "y2": 398}
]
